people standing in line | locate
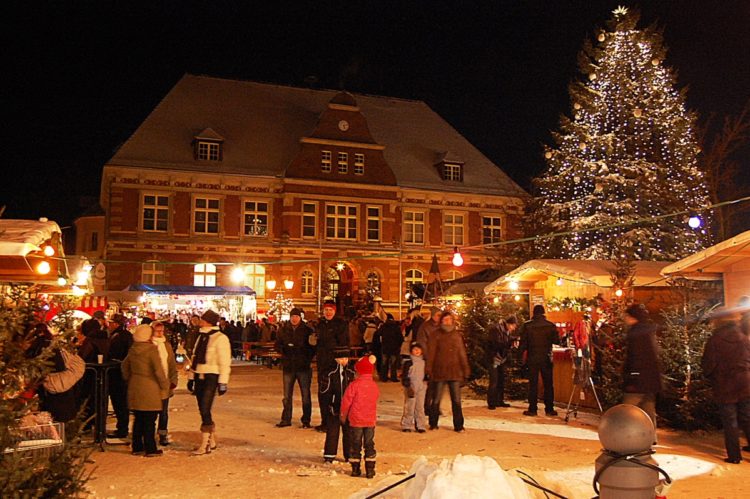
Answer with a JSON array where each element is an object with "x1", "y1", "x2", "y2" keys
[
  {"x1": 320, "y1": 348, "x2": 355, "y2": 463},
  {"x1": 519, "y1": 305, "x2": 559, "y2": 417},
  {"x1": 186, "y1": 309, "x2": 231, "y2": 455},
  {"x1": 400, "y1": 342, "x2": 427, "y2": 433},
  {"x1": 621, "y1": 304, "x2": 662, "y2": 435},
  {"x1": 374, "y1": 314, "x2": 403, "y2": 382},
  {"x1": 151, "y1": 321, "x2": 178, "y2": 446},
  {"x1": 107, "y1": 314, "x2": 133, "y2": 441},
  {"x1": 417, "y1": 307, "x2": 444, "y2": 413},
  {"x1": 310, "y1": 299, "x2": 350, "y2": 432},
  {"x1": 275, "y1": 307, "x2": 315, "y2": 428},
  {"x1": 121, "y1": 324, "x2": 169, "y2": 457},
  {"x1": 486, "y1": 316, "x2": 517, "y2": 410},
  {"x1": 702, "y1": 307, "x2": 750, "y2": 464},
  {"x1": 341, "y1": 355, "x2": 380, "y2": 478},
  {"x1": 426, "y1": 311, "x2": 471, "y2": 432}
]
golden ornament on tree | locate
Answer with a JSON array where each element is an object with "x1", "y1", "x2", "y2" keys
[
  {"x1": 598, "y1": 33, "x2": 606, "y2": 42},
  {"x1": 633, "y1": 108, "x2": 643, "y2": 118}
]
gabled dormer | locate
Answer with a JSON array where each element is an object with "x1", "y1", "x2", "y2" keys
[
  {"x1": 193, "y1": 128, "x2": 224, "y2": 161},
  {"x1": 435, "y1": 151, "x2": 464, "y2": 182}
]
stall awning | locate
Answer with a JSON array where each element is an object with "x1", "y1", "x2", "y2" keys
[
  {"x1": 123, "y1": 284, "x2": 256, "y2": 296},
  {"x1": 661, "y1": 229, "x2": 750, "y2": 280}
]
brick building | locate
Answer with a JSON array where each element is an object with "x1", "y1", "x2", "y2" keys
[{"x1": 94, "y1": 75, "x2": 527, "y2": 318}]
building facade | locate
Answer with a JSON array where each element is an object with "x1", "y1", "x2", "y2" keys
[{"x1": 97, "y1": 75, "x2": 527, "y2": 317}]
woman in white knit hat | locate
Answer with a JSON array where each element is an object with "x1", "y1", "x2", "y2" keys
[{"x1": 151, "y1": 321, "x2": 178, "y2": 446}]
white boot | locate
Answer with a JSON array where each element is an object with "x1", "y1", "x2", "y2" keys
[
  {"x1": 191, "y1": 432, "x2": 211, "y2": 456},
  {"x1": 209, "y1": 430, "x2": 217, "y2": 450}
]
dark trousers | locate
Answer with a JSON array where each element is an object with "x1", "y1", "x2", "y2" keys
[
  {"x1": 380, "y1": 354, "x2": 400, "y2": 381},
  {"x1": 158, "y1": 398, "x2": 170, "y2": 433},
  {"x1": 719, "y1": 398, "x2": 750, "y2": 461},
  {"x1": 317, "y1": 367, "x2": 329, "y2": 426},
  {"x1": 109, "y1": 374, "x2": 129, "y2": 435},
  {"x1": 348, "y1": 426, "x2": 376, "y2": 463},
  {"x1": 323, "y1": 415, "x2": 350, "y2": 461},
  {"x1": 528, "y1": 362, "x2": 554, "y2": 413},
  {"x1": 281, "y1": 369, "x2": 312, "y2": 425},
  {"x1": 424, "y1": 381, "x2": 434, "y2": 414},
  {"x1": 194, "y1": 373, "x2": 219, "y2": 430},
  {"x1": 488, "y1": 364, "x2": 506, "y2": 408},
  {"x1": 132, "y1": 410, "x2": 159, "y2": 453},
  {"x1": 429, "y1": 381, "x2": 464, "y2": 431}
]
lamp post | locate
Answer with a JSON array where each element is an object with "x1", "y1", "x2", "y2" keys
[{"x1": 266, "y1": 278, "x2": 294, "y2": 321}]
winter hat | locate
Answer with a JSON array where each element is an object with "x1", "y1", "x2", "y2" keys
[
  {"x1": 290, "y1": 307, "x2": 304, "y2": 317},
  {"x1": 323, "y1": 299, "x2": 337, "y2": 310},
  {"x1": 355, "y1": 355, "x2": 376, "y2": 375},
  {"x1": 624, "y1": 304, "x2": 649, "y2": 322},
  {"x1": 532, "y1": 305, "x2": 546, "y2": 317},
  {"x1": 93, "y1": 310, "x2": 106, "y2": 320},
  {"x1": 133, "y1": 324, "x2": 153, "y2": 342},
  {"x1": 409, "y1": 342, "x2": 423, "y2": 353},
  {"x1": 200, "y1": 309, "x2": 221, "y2": 326}
]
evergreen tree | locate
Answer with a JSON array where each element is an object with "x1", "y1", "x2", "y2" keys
[{"x1": 531, "y1": 7, "x2": 710, "y2": 261}]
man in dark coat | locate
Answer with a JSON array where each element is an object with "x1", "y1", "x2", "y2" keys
[
  {"x1": 275, "y1": 308, "x2": 315, "y2": 428},
  {"x1": 374, "y1": 314, "x2": 403, "y2": 382},
  {"x1": 310, "y1": 299, "x2": 349, "y2": 431},
  {"x1": 486, "y1": 316, "x2": 517, "y2": 409},
  {"x1": 702, "y1": 313, "x2": 750, "y2": 463},
  {"x1": 107, "y1": 314, "x2": 133, "y2": 439},
  {"x1": 622, "y1": 304, "x2": 662, "y2": 434},
  {"x1": 519, "y1": 305, "x2": 559, "y2": 416}
]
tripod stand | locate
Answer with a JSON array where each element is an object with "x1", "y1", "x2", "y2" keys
[{"x1": 564, "y1": 353, "x2": 603, "y2": 423}]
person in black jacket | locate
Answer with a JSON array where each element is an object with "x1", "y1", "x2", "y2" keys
[
  {"x1": 319, "y1": 347, "x2": 355, "y2": 463},
  {"x1": 374, "y1": 314, "x2": 403, "y2": 382},
  {"x1": 622, "y1": 304, "x2": 662, "y2": 435},
  {"x1": 486, "y1": 316, "x2": 517, "y2": 409},
  {"x1": 519, "y1": 305, "x2": 559, "y2": 417},
  {"x1": 310, "y1": 299, "x2": 349, "y2": 431},
  {"x1": 275, "y1": 308, "x2": 315, "y2": 428},
  {"x1": 107, "y1": 314, "x2": 133, "y2": 439}
]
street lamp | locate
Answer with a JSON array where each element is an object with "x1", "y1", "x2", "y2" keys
[
  {"x1": 283, "y1": 279, "x2": 294, "y2": 290},
  {"x1": 266, "y1": 278, "x2": 293, "y2": 321},
  {"x1": 266, "y1": 279, "x2": 277, "y2": 291},
  {"x1": 230, "y1": 266, "x2": 246, "y2": 284}
]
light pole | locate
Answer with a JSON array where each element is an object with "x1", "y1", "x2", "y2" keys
[{"x1": 267, "y1": 278, "x2": 294, "y2": 321}]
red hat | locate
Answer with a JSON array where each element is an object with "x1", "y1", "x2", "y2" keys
[{"x1": 355, "y1": 355, "x2": 376, "y2": 375}]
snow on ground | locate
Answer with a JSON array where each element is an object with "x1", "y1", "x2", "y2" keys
[{"x1": 83, "y1": 364, "x2": 746, "y2": 498}]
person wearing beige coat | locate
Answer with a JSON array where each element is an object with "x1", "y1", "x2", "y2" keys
[
  {"x1": 152, "y1": 321, "x2": 178, "y2": 446},
  {"x1": 122, "y1": 324, "x2": 169, "y2": 457}
]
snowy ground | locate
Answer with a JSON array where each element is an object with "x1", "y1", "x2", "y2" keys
[{"x1": 84, "y1": 364, "x2": 747, "y2": 498}]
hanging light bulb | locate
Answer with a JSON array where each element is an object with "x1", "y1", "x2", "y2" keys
[
  {"x1": 43, "y1": 245, "x2": 55, "y2": 257},
  {"x1": 36, "y1": 261, "x2": 51, "y2": 275},
  {"x1": 56, "y1": 276, "x2": 67, "y2": 286},
  {"x1": 556, "y1": 277, "x2": 564, "y2": 286},
  {"x1": 688, "y1": 215, "x2": 702, "y2": 229},
  {"x1": 452, "y1": 247, "x2": 464, "y2": 267}
]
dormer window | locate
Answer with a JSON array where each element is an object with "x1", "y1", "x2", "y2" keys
[
  {"x1": 197, "y1": 141, "x2": 221, "y2": 161},
  {"x1": 442, "y1": 163, "x2": 463, "y2": 181},
  {"x1": 193, "y1": 128, "x2": 224, "y2": 162}
]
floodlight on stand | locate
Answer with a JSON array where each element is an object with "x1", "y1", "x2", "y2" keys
[
  {"x1": 451, "y1": 247, "x2": 464, "y2": 267},
  {"x1": 230, "y1": 266, "x2": 246, "y2": 284}
]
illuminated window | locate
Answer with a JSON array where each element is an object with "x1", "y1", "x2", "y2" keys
[
  {"x1": 405, "y1": 269, "x2": 424, "y2": 290},
  {"x1": 404, "y1": 210, "x2": 425, "y2": 244},
  {"x1": 197, "y1": 141, "x2": 221, "y2": 161},
  {"x1": 444, "y1": 213, "x2": 464, "y2": 245},
  {"x1": 142, "y1": 261, "x2": 165, "y2": 285},
  {"x1": 193, "y1": 263, "x2": 216, "y2": 287},
  {"x1": 482, "y1": 216, "x2": 502, "y2": 244},
  {"x1": 326, "y1": 204, "x2": 357, "y2": 240},
  {"x1": 302, "y1": 202, "x2": 317, "y2": 238},
  {"x1": 446, "y1": 269, "x2": 463, "y2": 281},
  {"x1": 338, "y1": 152, "x2": 348, "y2": 174},
  {"x1": 243, "y1": 264, "x2": 266, "y2": 298},
  {"x1": 142, "y1": 194, "x2": 169, "y2": 232},
  {"x1": 354, "y1": 153, "x2": 365, "y2": 175},
  {"x1": 367, "y1": 206, "x2": 381, "y2": 242},
  {"x1": 243, "y1": 200, "x2": 269, "y2": 236},
  {"x1": 321, "y1": 151, "x2": 332, "y2": 172},
  {"x1": 194, "y1": 198, "x2": 220, "y2": 234},
  {"x1": 301, "y1": 270, "x2": 314, "y2": 295},
  {"x1": 366, "y1": 270, "x2": 381, "y2": 295},
  {"x1": 443, "y1": 163, "x2": 462, "y2": 181}
]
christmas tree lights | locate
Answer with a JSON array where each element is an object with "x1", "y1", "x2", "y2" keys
[{"x1": 530, "y1": 8, "x2": 711, "y2": 261}]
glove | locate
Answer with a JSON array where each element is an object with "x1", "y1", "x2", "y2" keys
[
  {"x1": 187, "y1": 379, "x2": 195, "y2": 393},
  {"x1": 217, "y1": 383, "x2": 228, "y2": 396}
]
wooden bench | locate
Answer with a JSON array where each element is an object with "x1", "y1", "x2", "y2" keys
[{"x1": 243, "y1": 342, "x2": 280, "y2": 367}]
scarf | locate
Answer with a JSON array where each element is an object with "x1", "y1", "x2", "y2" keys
[
  {"x1": 192, "y1": 328, "x2": 217, "y2": 367},
  {"x1": 152, "y1": 336, "x2": 169, "y2": 378}
]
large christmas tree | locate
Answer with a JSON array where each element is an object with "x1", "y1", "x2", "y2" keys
[{"x1": 530, "y1": 7, "x2": 711, "y2": 261}]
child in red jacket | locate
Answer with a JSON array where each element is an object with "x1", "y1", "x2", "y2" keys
[{"x1": 340, "y1": 355, "x2": 380, "y2": 478}]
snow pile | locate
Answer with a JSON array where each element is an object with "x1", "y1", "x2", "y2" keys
[{"x1": 404, "y1": 455, "x2": 532, "y2": 499}]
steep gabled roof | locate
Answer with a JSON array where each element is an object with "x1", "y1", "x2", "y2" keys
[{"x1": 108, "y1": 74, "x2": 527, "y2": 197}]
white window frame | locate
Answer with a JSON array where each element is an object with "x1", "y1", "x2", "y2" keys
[
  {"x1": 443, "y1": 212, "x2": 464, "y2": 246},
  {"x1": 366, "y1": 205, "x2": 381, "y2": 243},
  {"x1": 446, "y1": 269, "x2": 463, "y2": 281},
  {"x1": 301, "y1": 269, "x2": 314, "y2": 296},
  {"x1": 193, "y1": 263, "x2": 217, "y2": 287},
  {"x1": 142, "y1": 260, "x2": 166, "y2": 285},
  {"x1": 366, "y1": 270, "x2": 381, "y2": 295},
  {"x1": 197, "y1": 141, "x2": 221, "y2": 161},
  {"x1": 482, "y1": 215, "x2": 503, "y2": 245},
  {"x1": 354, "y1": 153, "x2": 365, "y2": 175},
  {"x1": 321, "y1": 150, "x2": 332, "y2": 172},
  {"x1": 325, "y1": 203, "x2": 358, "y2": 240},
  {"x1": 141, "y1": 193, "x2": 170, "y2": 232},
  {"x1": 243, "y1": 199, "x2": 270, "y2": 237},
  {"x1": 302, "y1": 201, "x2": 318, "y2": 239},
  {"x1": 403, "y1": 210, "x2": 425, "y2": 245},
  {"x1": 443, "y1": 163, "x2": 462, "y2": 181},
  {"x1": 193, "y1": 197, "x2": 221, "y2": 235},
  {"x1": 337, "y1": 152, "x2": 348, "y2": 174},
  {"x1": 243, "y1": 263, "x2": 266, "y2": 298},
  {"x1": 405, "y1": 269, "x2": 424, "y2": 290}
]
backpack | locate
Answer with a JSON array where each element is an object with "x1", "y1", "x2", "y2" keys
[{"x1": 43, "y1": 350, "x2": 85, "y2": 394}]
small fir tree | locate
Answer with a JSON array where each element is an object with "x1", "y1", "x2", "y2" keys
[{"x1": 531, "y1": 7, "x2": 711, "y2": 260}]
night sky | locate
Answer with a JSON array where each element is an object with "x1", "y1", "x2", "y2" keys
[{"x1": 4, "y1": 1, "x2": 749, "y2": 228}]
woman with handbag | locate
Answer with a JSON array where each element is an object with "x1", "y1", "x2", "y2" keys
[{"x1": 151, "y1": 321, "x2": 178, "y2": 446}]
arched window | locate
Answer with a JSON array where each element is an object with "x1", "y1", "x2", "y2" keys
[
  {"x1": 142, "y1": 260, "x2": 165, "y2": 285},
  {"x1": 244, "y1": 264, "x2": 266, "y2": 298},
  {"x1": 366, "y1": 270, "x2": 381, "y2": 296},
  {"x1": 194, "y1": 263, "x2": 216, "y2": 287},
  {"x1": 446, "y1": 270, "x2": 463, "y2": 281},
  {"x1": 405, "y1": 269, "x2": 424, "y2": 290},
  {"x1": 301, "y1": 270, "x2": 314, "y2": 295},
  {"x1": 326, "y1": 267, "x2": 340, "y2": 298}
]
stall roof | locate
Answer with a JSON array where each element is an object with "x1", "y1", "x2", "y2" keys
[
  {"x1": 0, "y1": 219, "x2": 61, "y2": 256},
  {"x1": 484, "y1": 259, "x2": 671, "y2": 294},
  {"x1": 123, "y1": 284, "x2": 256, "y2": 296},
  {"x1": 661, "y1": 230, "x2": 750, "y2": 279}
]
